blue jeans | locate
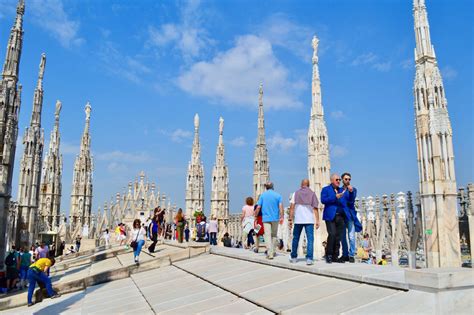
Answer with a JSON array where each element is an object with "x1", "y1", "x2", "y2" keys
[
  {"x1": 27, "y1": 269, "x2": 55, "y2": 304},
  {"x1": 134, "y1": 240, "x2": 145, "y2": 257},
  {"x1": 20, "y1": 266, "x2": 29, "y2": 281},
  {"x1": 209, "y1": 232, "x2": 217, "y2": 245},
  {"x1": 291, "y1": 224, "x2": 314, "y2": 260},
  {"x1": 341, "y1": 220, "x2": 356, "y2": 257}
]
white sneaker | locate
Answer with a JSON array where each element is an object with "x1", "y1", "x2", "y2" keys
[
  {"x1": 134, "y1": 256, "x2": 138, "y2": 263},
  {"x1": 289, "y1": 257, "x2": 297, "y2": 263},
  {"x1": 306, "y1": 259, "x2": 314, "y2": 265}
]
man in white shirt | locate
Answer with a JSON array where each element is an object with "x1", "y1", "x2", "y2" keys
[{"x1": 288, "y1": 179, "x2": 320, "y2": 265}]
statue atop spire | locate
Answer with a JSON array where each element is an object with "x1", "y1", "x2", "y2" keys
[
  {"x1": 30, "y1": 54, "x2": 46, "y2": 127},
  {"x1": 55, "y1": 100, "x2": 62, "y2": 121},
  {"x1": 312, "y1": 35, "x2": 319, "y2": 64},
  {"x1": 2, "y1": 0, "x2": 25, "y2": 80}
]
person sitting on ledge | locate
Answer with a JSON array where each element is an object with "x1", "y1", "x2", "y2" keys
[{"x1": 222, "y1": 233, "x2": 232, "y2": 247}]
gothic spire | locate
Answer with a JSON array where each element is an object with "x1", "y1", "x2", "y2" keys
[
  {"x1": 211, "y1": 116, "x2": 229, "y2": 222},
  {"x1": 311, "y1": 36, "x2": 324, "y2": 118},
  {"x1": 30, "y1": 54, "x2": 46, "y2": 127},
  {"x1": 253, "y1": 84, "x2": 270, "y2": 200},
  {"x1": 413, "y1": 0, "x2": 435, "y2": 62},
  {"x1": 2, "y1": 0, "x2": 25, "y2": 80}
]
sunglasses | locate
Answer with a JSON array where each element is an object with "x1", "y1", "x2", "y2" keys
[
  {"x1": 335, "y1": 179, "x2": 341, "y2": 181},
  {"x1": 343, "y1": 178, "x2": 351, "y2": 181}
]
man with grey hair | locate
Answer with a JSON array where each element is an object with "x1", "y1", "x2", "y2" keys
[
  {"x1": 289, "y1": 179, "x2": 320, "y2": 265},
  {"x1": 321, "y1": 174, "x2": 347, "y2": 263},
  {"x1": 255, "y1": 182, "x2": 284, "y2": 259}
]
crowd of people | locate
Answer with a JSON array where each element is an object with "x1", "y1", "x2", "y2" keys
[
  {"x1": 1, "y1": 241, "x2": 61, "y2": 306},
  {"x1": 235, "y1": 173, "x2": 385, "y2": 265}
]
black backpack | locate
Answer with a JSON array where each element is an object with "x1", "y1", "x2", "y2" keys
[{"x1": 5, "y1": 252, "x2": 16, "y2": 267}]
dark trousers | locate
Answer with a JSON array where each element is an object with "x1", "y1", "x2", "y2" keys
[
  {"x1": 148, "y1": 231, "x2": 158, "y2": 253},
  {"x1": 325, "y1": 213, "x2": 346, "y2": 258},
  {"x1": 209, "y1": 232, "x2": 217, "y2": 245}
]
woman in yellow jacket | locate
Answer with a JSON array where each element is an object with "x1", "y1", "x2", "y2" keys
[{"x1": 27, "y1": 257, "x2": 61, "y2": 306}]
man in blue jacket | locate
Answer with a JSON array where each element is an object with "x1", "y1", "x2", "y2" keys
[
  {"x1": 339, "y1": 173, "x2": 360, "y2": 263},
  {"x1": 321, "y1": 174, "x2": 348, "y2": 263}
]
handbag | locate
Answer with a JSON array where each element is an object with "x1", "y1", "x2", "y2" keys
[{"x1": 130, "y1": 228, "x2": 140, "y2": 250}]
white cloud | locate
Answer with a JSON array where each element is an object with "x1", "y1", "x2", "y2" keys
[
  {"x1": 268, "y1": 132, "x2": 298, "y2": 151},
  {"x1": 257, "y1": 13, "x2": 314, "y2": 60},
  {"x1": 228, "y1": 136, "x2": 246, "y2": 147},
  {"x1": 30, "y1": 0, "x2": 84, "y2": 48},
  {"x1": 107, "y1": 162, "x2": 128, "y2": 173},
  {"x1": 98, "y1": 41, "x2": 151, "y2": 83},
  {"x1": 330, "y1": 110, "x2": 345, "y2": 120},
  {"x1": 96, "y1": 151, "x2": 153, "y2": 163},
  {"x1": 441, "y1": 65, "x2": 458, "y2": 81},
  {"x1": 352, "y1": 52, "x2": 391, "y2": 72},
  {"x1": 400, "y1": 58, "x2": 413, "y2": 70},
  {"x1": 177, "y1": 35, "x2": 305, "y2": 109},
  {"x1": 61, "y1": 142, "x2": 80, "y2": 155},
  {"x1": 148, "y1": 0, "x2": 213, "y2": 61},
  {"x1": 170, "y1": 129, "x2": 193, "y2": 143},
  {"x1": 330, "y1": 144, "x2": 348, "y2": 158}
]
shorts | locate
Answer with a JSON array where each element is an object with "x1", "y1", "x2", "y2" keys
[{"x1": 6, "y1": 267, "x2": 19, "y2": 280}]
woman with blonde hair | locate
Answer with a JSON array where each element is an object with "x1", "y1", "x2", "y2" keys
[
  {"x1": 175, "y1": 208, "x2": 186, "y2": 243},
  {"x1": 241, "y1": 197, "x2": 255, "y2": 250}
]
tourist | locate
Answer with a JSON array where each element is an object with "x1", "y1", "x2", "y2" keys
[
  {"x1": 49, "y1": 243, "x2": 56, "y2": 258},
  {"x1": 321, "y1": 174, "x2": 346, "y2": 263},
  {"x1": 58, "y1": 241, "x2": 65, "y2": 257},
  {"x1": 378, "y1": 254, "x2": 388, "y2": 265},
  {"x1": 119, "y1": 223, "x2": 127, "y2": 246},
  {"x1": 253, "y1": 203, "x2": 264, "y2": 253},
  {"x1": 35, "y1": 242, "x2": 49, "y2": 259},
  {"x1": 19, "y1": 247, "x2": 32, "y2": 290},
  {"x1": 247, "y1": 230, "x2": 255, "y2": 249},
  {"x1": 130, "y1": 219, "x2": 146, "y2": 263},
  {"x1": 175, "y1": 208, "x2": 186, "y2": 243},
  {"x1": 222, "y1": 232, "x2": 232, "y2": 247},
  {"x1": 157, "y1": 208, "x2": 165, "y2": 239},
  {"x1": 184, "y1": 224, "x2": 190, "y2": 242},
  {"x1": 289, "y1": 179, "x2": 320, "y2": 265},
  {"x1": 359, "y1": 233, "x2": 372, "y2": 263},
  {"x1": 209, "y1": 216, "x2": 218, "y2": 245},
  {"x1": 4, "y1": 245, "x2": 20, "y2": 291},
  {"x1": 196, "y1": 216, "x2": 207, "y2": 242},
  {"x1": 66, "y1": 246, "x2": 76, "y2": 255},
  {"x1": 75, "y1": 236, "x2": 81, "y2": 252},
  {"x1": 27, "y1": 257, "x2": 60, "y2": 306},
  {"x1": 241, "y1": 197, "x2": 255, "y2": 249},
  {"x1": 115, "y1": 224, "x2": 121, "y2": 242},
  {"x1": 148, "y1": 212, "x2": 160, "y2": 253},
  {"x1": 255, "y1": 182, "x2": 284, "y2": 260},
  {"x1": 102, "y1": 229, "x2": 110, "y2": 246},
  {"x1": 339, "y1": 173, "x2": 361, "y2": 263}
]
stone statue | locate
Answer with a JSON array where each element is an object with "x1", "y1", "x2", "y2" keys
[
  {"x1": 55, "y1": 100, "x2": 62, "y2": 118},
  {"x1": 194, "y1": 113, "x2": 199, "y2": 130},
  {"x1": 85, "y1": 102, "x2": 92, "y2": 120},
  {"x1": 219, "y1": 117, "x2": 224, "y2": 135}
]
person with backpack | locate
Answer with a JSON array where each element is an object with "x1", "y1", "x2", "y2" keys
[
  {"x1": 27, "y1": 257, "x2": 60, "y2": 306},
  {"x1": 208, "y1": 216, "x2": 218, "y2": 246},
  {"x1": 5, "y1": 245, "x2": 20, "y2": 291}
]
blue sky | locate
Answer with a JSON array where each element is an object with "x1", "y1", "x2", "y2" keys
[{"x1": 0, "y1": 0, "x2": 472, "y2": 216}]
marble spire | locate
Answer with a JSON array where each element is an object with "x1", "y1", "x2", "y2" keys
[
  {"x1": 308, "y1": 35, "x2": 330, "y2": 196},
  {"x1": 0, "y1": 0, "x2": 25, "y2": 267},
  {"x1": 412, "y1": 0, "x2": 460, "y2": 267},
  {"x1": 253, "y1": 84, "x2": 270, "y2": 201},
  {"x1": 185, "y1": 113, "x2": 204, "y2": 223},
  {"x1": 211, "y1": 117, "x2": 229, "y2": 229},
  {"x1": 39, "y1": 100, "x2": 63, "y2": 229},
  {"x1": 70, "y1": 102, "x2": 94, "y2": 235},
  {"x1": 16, "y1": 53, "x2": 46, "y2": 247}
]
